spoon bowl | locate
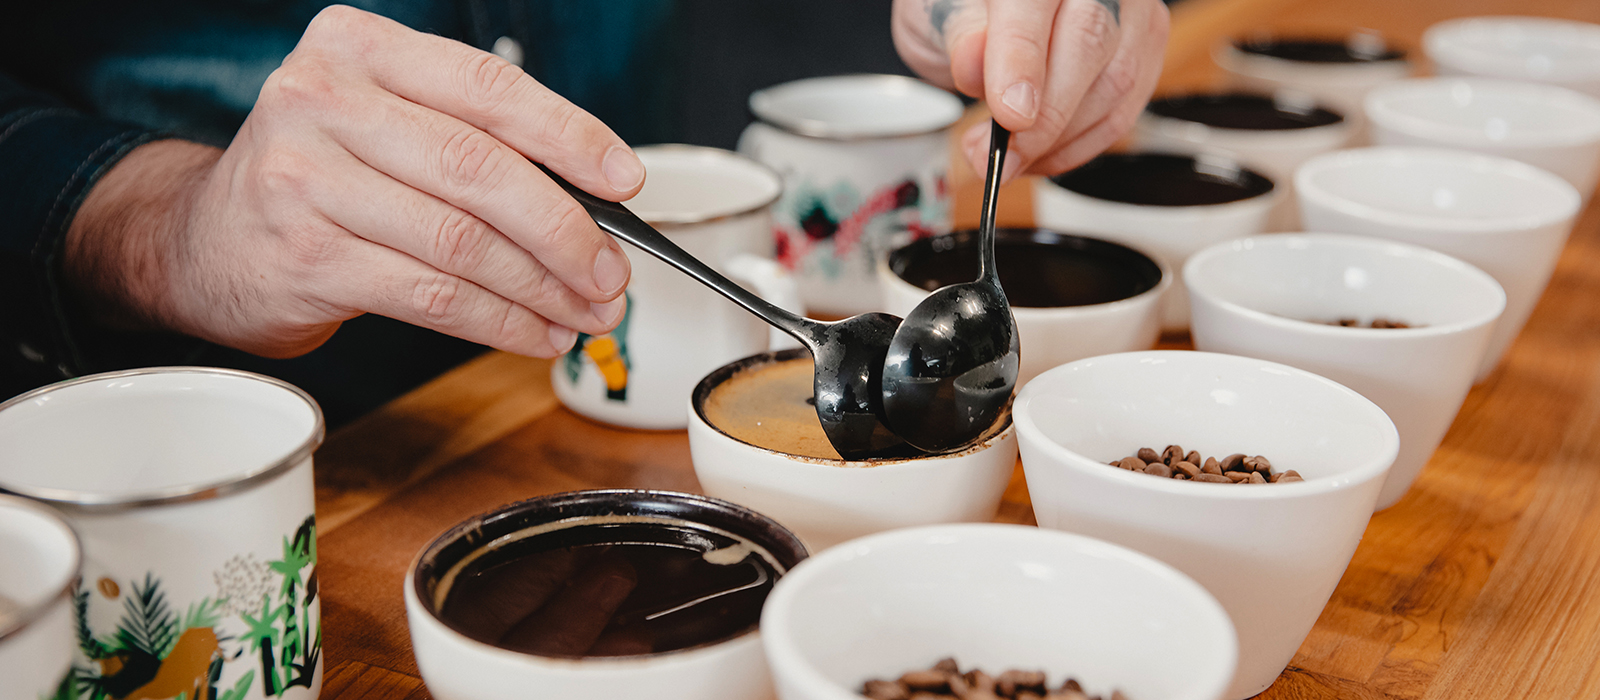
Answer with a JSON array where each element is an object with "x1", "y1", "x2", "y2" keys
[{"x1": 882, "y1": 121, "x2": 1020, "y2": 453}]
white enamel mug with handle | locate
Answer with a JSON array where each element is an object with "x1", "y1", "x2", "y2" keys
[{"x1": 554, "y1": 145, "x2": 802, "y2": 430}]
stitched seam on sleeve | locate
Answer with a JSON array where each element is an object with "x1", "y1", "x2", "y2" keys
[{"x1": 0, "y1": 107, "x2": 73, "y2": 148}]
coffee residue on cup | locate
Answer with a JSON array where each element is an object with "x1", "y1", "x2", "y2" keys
[
  {"x1": 862, "y1": 657, "x2": 1132, "y2": 700},
  {"x1": 702, "y1": 356, "x2": 844, "y2": 460}
]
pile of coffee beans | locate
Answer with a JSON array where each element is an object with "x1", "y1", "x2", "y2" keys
[
  {"x1": 860, "y1": 658, "x2": 1129, "y2": 700},
  {"x1": 1323, "y1": 317, "x2": 1413, "y2": 328},
  {"x1": 1108, "y1": 445, "x2": 1302, "y2": 484}
]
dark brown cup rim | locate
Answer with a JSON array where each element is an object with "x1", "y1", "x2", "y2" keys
[
  {"x1": 1049, "y1": 153, "x2": 1274, "y2": 207},
  {"x1": 887, "y1": 228, "x2": 1165, "y2": 309}
]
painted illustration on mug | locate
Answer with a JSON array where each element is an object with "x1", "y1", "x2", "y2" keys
[
  {"x1": 774, "y1": 176, "x2": 948, "y2": 278},
  {"x1": 563, "y1": 292, "x2": 635, "y2": 402},
  {"x1": 63, "y1": 516, "x2": 319, "y2": 700}
]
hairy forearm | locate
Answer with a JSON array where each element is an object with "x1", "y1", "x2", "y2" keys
[{"x1": 64, "y1": 139, "x2": 222, "y2": 334}]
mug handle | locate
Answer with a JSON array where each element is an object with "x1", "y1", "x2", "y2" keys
[{"x1": 724, "y1": 254, "x2": 804, "y2": 351}]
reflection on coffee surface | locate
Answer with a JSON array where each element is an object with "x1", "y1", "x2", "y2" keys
[
  {"x1": 438, "y1": 519, "x2": 780, "y2": 658},
  {"x1": 891, "y1": 229, "x2": 1162, "y2": 308},
  {"x1": 1235, "y1": 36, "x2": 1404, "y2": 63},
  {"x1": 1148, "y1": 94, "x2": 1343, "y2": 131},
  {"x1": 1051, "y1": 153, "x2": 1273, "y2": 207},
  {"x1": 702, "y1": 357, "x2": 842, "y2": 460}
]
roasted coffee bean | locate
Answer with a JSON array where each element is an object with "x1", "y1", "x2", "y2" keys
[
  {"x1": 1136, "y1": 447, "x2": 1161, "y2": 463},
  {"x1": 865, "y1": 680, "x2": 912, "y2": 700},
  {"x1": 1226, "y1": 471, "x2": 1250, "y2": 483},
  {"x1": 934, "y1": 658, "x2": 961, "y2": 674},
  {"x1": 1221, "y1": 453, "x2": 1247, "y2": 472},
  {"x1": 1117, "y1": 456, "x2": 1144, "y2": 471},
  {"x1": 1202, "y1": 457, "x2": 1221, "y2": 475},
  {"x1": 965, "y1": 670, "x2": 996, "y2": 694},
  {"x1": 996, "y1": 670, "x2": 1048, "y2": 697},
  {"x1": 1279, "y1": 470, "x2": 1304, "y2": 483},
  {"x1": 902, "y1": 670, "x2": 951, "y2": 691},
  {"x1": 1194, "y1": 473, "x2": 1232, "y2": 483},
  {"x1": 1161, "y1": 445, "x2": 1185, "y2": 465},
  {"x1": 1184, "y1": 450, "x2": 1201, "y2": 466},
  {"x1": 1061, "y1": 679, "x2": 1084, "y2": 693},
  {"x1": 909, "y1": 692, "x2": 950, "y2": 700},
  {"x1": 1143, "y1": 462, "x2": 1173, "y2": 478},
  {"x1": 1247, "y1": 471, "x2": 1267, "y2": 484},
  {"x1": 1173, "y1": 461, "x2": 1200, "y2": 478},
  {"x1": 1246, "y1": 455, "x2": 1272, "y2": 474}
]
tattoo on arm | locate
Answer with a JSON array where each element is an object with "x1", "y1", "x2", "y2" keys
[
  {"x1": 927, "y1": 0, "x2": 960, "y2": 39},
  {"x1": 1095, "y1": 0, "x2": 1122, "y2": 25}
]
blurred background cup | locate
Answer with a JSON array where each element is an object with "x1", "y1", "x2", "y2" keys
[
  {"x1": 1185, "y1": 234, "x2": 1506, "y2": 510},
  {"x1": 1365, "y1": 77, "x2": 1600, "y2": 198},
  {"x1": 880, "y1": 228, "x2": 1168, "y2": 387},
  {"x1": 0, "y1": 494, "x2": 80, "y2": 700},
  {"x1": 1215, "y1": 32, "x2": 1412, "y2": 142},
  {"x1": 1134, "y1": 91, "x2": 1351, "y2": 230},
  {"x1": 1015, "y1": 351, "x2": 1398, "y2": 700},
  {"x1": 738, "y1": 74, "x2": 964, "y2": 316},
  {"x1": 554, "y1": 145, "x2": 800, "y2": 430},
  {"x1": 687, "y1": 349, "x2": 1017, "y2": 553},
  {"x1": 760, "y1": 523, "x2": 1238, "y2": 700},
  {"x1": 1033, "y1": 152, "x2": 1275, "y2": 332},
  {"x1": 1295, "y1": 147, "x2": 1582, "y2": 382},
  {"x1": 0, "y1": 368, "x2": 324, "y2": 700},
  {"x1": 1425, "y1": 16, "x2": 1600, "y2": 99}
]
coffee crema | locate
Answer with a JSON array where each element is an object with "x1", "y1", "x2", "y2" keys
[
  {"x1": 1051, "y1": 153, "x2": 1274, "y2": 207},
  {"x1": 890, "y1": 229, "x2": 1162, "y2": 309},
  {"x1": 1147, "y1": 94, "x2": 1343, "y2": 131},
  {"x1": 701, "y1": 356, "x2": 842, "y2": 460}
]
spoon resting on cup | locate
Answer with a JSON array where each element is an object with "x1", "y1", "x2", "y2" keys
[
  {"x1": 536, "y1": 163, "x2": 913, "y2": 460},
  {"x1": 880, "y1": 120, "x2": 1021, "y2": 454}
]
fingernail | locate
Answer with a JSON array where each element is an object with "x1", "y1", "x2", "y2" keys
[
  {"x1": 602, "y1": 145, "x2": 645, "y2": 192},
  {"x1": 593, "y1": 246, "x2": 630, "y2": 295},
  {"x1": 548, "y1": 324, "x2": 577, "y2": 353},
  {"x1": 591, "y1": 295, "x2": 627, "y2": 328},
  {"x1": 1002, "y1": 82, "x2": 1037, "y2": 121}
]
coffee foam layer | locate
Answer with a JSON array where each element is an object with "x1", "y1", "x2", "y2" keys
[{"x1": 702, "y1": 357, "x2": 843, "y2": 461}]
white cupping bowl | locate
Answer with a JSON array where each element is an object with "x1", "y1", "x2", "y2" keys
[
  {"x1": 1365, "y1": 77, "x2": 1600, "y2": 196},
  {"x1": 1295, "y1": 146, "x2": 1581, "y2": 382},
  {"x1": 760, "y1": 523, "x2": 1237, "y2": 700},
  {"x1": 1185, "y1": 234, "x2": 1506, "y2": 510},
  {"x1": 1425, "y1": 16, "x2": 1600, "y2": 99},
  {"x1": 1016, "y1": 351, "x2": 1398, "y2": 700}
]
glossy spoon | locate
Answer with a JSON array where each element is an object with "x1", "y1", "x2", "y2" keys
[
  {"x1": 880, "y1": 120, "x2": 1020, "y2": 453},
  {"x1": 536, "y1": 164, "x2": 911, "y2": 460}
]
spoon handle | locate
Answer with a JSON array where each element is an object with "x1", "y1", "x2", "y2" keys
[
  {"x1": 535, "y1": 163, "x2": 817, "y2": 343},
  {"x1": 977, "y1": 120, "x2": 1011, "y2": 284}
]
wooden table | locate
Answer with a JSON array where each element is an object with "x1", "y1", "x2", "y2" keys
[{"x1": 313, "y1": 0, "x2": 1600, "y2": 697}]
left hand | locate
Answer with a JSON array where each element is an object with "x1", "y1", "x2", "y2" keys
[{"x1": 892, "y1": 0, "x2": 1170, "y2": 181}]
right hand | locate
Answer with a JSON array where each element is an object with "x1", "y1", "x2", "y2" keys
[{"x1": 68, "y1": 5, "x2": 638, "y2": 359}]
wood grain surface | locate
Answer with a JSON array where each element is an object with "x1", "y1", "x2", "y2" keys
[{"x1": 313, "y1": 0, "x2": 1600, "y2": 697}]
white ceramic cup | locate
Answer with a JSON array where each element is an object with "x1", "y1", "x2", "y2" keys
[
  {"x1": 0, "y1": 368, "x2": 324, "y2": 700},
  {"x1": 555, "y1": 145, "x2": 801, "y2": 430},
  {"x1": 1015, "y1": 350, "x2": 1398, "y2": 700},
  {"x1": 1215, "y1": 33, "x2": 1412, "y2": 142},
  {"x1": 738, "y1": 74, "x2": 964, "y2": 316},
  {"x1": 879, "y1": 228, "x2": 1169, "y2": 387},
  {"x1": 1365, "y1": 77, "x2": 1600, "y2": 197},
  {"x1": 1295, "y1": 146, "x2": 1582, "y2": 382},
  {"x1": 1425, "y1": 16, "x2": 1600, "y2": 99},
  {"x1": 687, "y1": 350, "x2": 1018, "y2": 553},
  {"x1": 0, "y1": 495, "x2": 81, "y2": 700},
  {"x1": 1033, "y1": 153, "x2": 1276, "y2": 331},
  {"x1": 1134, "y1": 92, "x2": 1351, "y2": 230},
  {"x1": 405, "y1": 489, "x2": 809, "y2": 700},
  {"x1": 1185, "y1": 234, "x2": 1506, "y2": 510},
  {"x1": 761, "y1": 523, "x2": 1237, "y2": 700}
]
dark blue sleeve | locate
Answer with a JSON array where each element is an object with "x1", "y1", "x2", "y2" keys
[{"x1": 0, "y1": 72, "x2": 199, "y2": 399}]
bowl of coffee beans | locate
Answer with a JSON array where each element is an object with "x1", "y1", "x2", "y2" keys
[
  {"x1": 760, "y1": 523, "x2": 1237, "y2": 700},
  {"x1": 405, "y1": 489, "x2": 808, "y2": 700}
]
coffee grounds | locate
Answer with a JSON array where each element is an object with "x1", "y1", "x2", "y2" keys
[
  {"x1": 1320, "y1": 317, "x2": 1414, "y2": 329},
  {"x1": 1109, "y1": 444, "x2": 1302, "y2": 484},
  {"x1": 862, "y1": 658, "x2": 1131, "y2": 700}
]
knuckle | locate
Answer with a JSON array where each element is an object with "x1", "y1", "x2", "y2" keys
[
  {"x1": 459, "y1": 52, "x2": 526, "y2": 116},
  {"x1": 430, "y1": 210, "x2": 493, "y2": 272},
  {"x1": 259, "y1": 64, "x2": 339, "y2": 114},
  {"x1": 254, "y1": 149, "x2": 314, "y2": 199},
  {"x1": 438, "y1": 129, "x2": 510, "y2": 191},
  {"x1": 1069, "y1": 3, "x2": 1119, "y2": 57},
  {"x1": 995, "y1": 25, "x2": 1049, "y2": 63},
  {"x1": 412, "y1": 273, "x2": 467, "y2": 325},
  {"x1": 1099, "y1": 56, "x2": 1141, "y2": 101},
  {"x1": 305, "y1": 5, "x2": 370, "y2": 43},
  {"x1": 538, "y1": 200, "x2": 595, "y2": 259}
]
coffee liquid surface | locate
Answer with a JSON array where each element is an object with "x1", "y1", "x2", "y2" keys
[
  {"x1": 439, "y1": 538, "x2": 777, "y2": 658},
  {"x1": 703, "y1": 357, "x2": 842, "y2": 460},
  {"x1": 1052, "y1": 154, "x2": 1272, "y2": 207},
  {"x1": 1236, "y1": 38, "x2": 1403, "y2": 63},
  {"x1": 897, "y1": 239, "x2": 1152, "y2": 308},
  {"x1": 1148, "y1": 95, "x2": 1342, "y2": 131}
]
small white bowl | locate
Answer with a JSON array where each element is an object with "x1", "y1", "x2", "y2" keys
[
  {"x1": 0, "y1": 495, "x2": 80, "y2": 699},
  {"x1": 1295, "y1": 146, "x2": 1581, "y2": 381},
  {"x1": 1365, "y1": 77, "x2": 1600, "y2": 196},
  {"x1": 1015, "y1": 351, "x2": 1398, "y2": 700},
  {"x1": 1185, "y1": 234, "x2": 1505, "y2": 510},
  {"x1": 1214, "y1": 34, "x2": 1412, "y2": 141},
  {"x1": 1425, "y1": 16, "x2": 1600, "y2": 99},
  {"x1": 760, "y1": 523, "x2": 1237, "y2": 700}
]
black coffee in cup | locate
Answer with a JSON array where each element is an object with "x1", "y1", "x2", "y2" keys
[
  {"x1": 1049, "y1": 153, "x2": 1273, "y2": 207},
  {"x1": 1147, "y1": 93, "x2": 1343, "y2": 131},
  {"x1": 889, "y1": 229, "x2": 1162, "y2": 309},
  {"x1": 1234, "y1": 35, "x2": 1405, "y2": 64}
]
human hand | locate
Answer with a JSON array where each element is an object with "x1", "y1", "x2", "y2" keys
[
  {"x1": 67, "y1": 5, "x2": 637, "y2": 359},
  {"x1": 891, "y1": 0, "x2": 1169, "y2": 181}
]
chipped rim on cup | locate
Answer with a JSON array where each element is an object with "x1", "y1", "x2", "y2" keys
[
  {"x1": 690, "y1": 349, "x2": 1014, "y2": 467},
  {"x1": 0, "y1": 367, "x2": 325, "y2": 511},
  {"x1": 0, "y1": 493, "x2": 82, "y2": 642}
]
